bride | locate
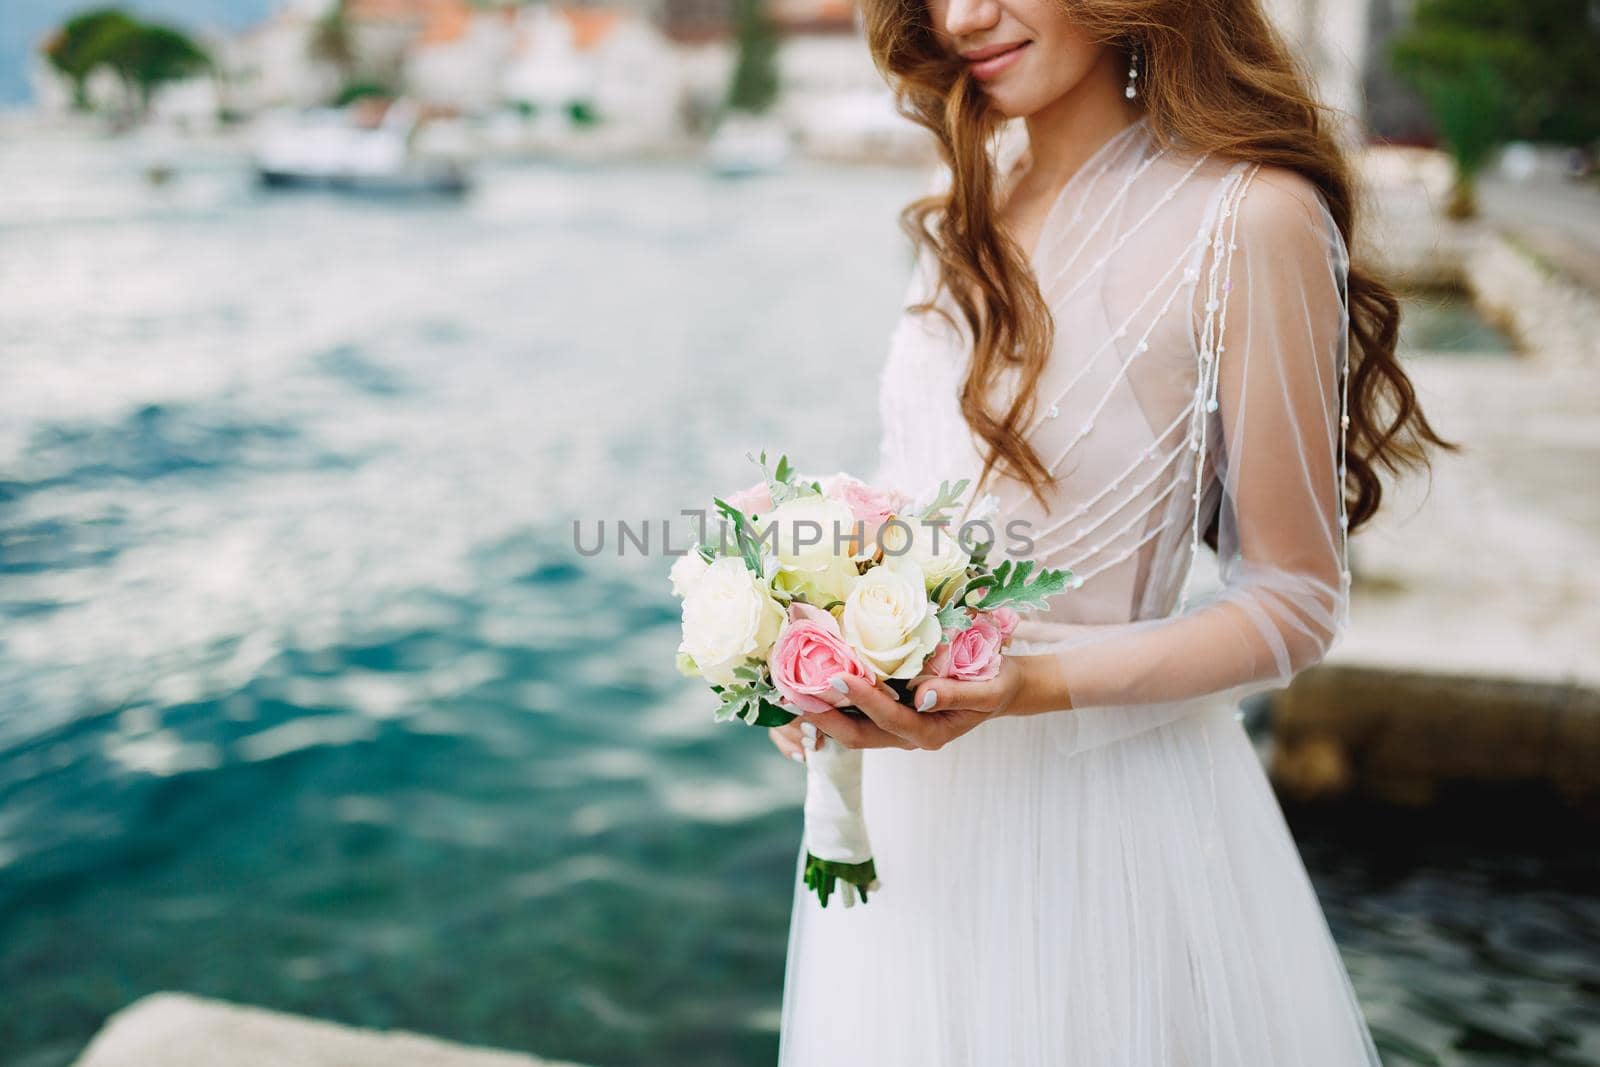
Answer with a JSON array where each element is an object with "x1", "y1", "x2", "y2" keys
[{"x1": 765, "y1": 0, "x2": 1452, "y2": 1064}]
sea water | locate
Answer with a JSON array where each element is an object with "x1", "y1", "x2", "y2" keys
[{"x1": 0, "y1": 127, "x2": 1593, "y2": 1067}]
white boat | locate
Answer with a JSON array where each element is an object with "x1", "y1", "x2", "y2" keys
[
  {"x1": 707, "y1": 111, "x2": 792, "y2": 176},
  {"x1": 252, "y1": 98, "x2": 471, "y2": 195}
]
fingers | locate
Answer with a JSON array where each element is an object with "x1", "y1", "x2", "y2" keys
[
  {"x1": 808, "y1": 673, "x2": 1009, "y2": 753},
  {"x1": 832, "y1": 673, "x2": 931, "y2": 747},
  {"x1": 768, "y1": 722, "x2": 807, "y2": 763},
  {"x1": 807, "y1": 706, "x2": 913, "y2": 750},
  {"x1": 910, "y1": 676, "x2": 1003, "y2": 716}
]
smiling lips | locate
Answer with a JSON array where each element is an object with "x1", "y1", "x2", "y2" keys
[{"x1": 961, "y1": 40, "x2": 1030, "y2": 80}]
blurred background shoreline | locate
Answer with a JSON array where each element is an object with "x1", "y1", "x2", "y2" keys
[{"x1": 3, "y1": 1, "x2": 1599, "y2": 1065}]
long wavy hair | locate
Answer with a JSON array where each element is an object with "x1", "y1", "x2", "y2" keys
[{"x1": 858, "y1": 0, "x2": 1454, "y2": 532}]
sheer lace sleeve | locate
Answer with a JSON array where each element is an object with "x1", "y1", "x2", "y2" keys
[{"x1": 1017, "y1": 165, "x2": 1353, "y2": 749}]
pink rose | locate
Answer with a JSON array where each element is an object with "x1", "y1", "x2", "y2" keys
[
  {"x1": 768, "y1": 602, "x2": 874, "y2": 714},
  {"x1": 825, "y1": 475, "x2": 909, "y2": 543},
  {"x1": 724, "y1": 480, "x2": 773, "y2": 518},
  {"x1": 987, "y1": 606, "x2": 1020, "y2": 640},
  {"x1": 925, "y1": 615, "x2": 1006, "y2": 682}
]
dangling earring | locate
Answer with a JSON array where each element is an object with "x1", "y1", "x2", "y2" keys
[{"x1": 1125, "y1": 41, "x2": 1142, "y2": 100}]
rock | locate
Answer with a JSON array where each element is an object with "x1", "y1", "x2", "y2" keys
[
  {"x1": 71, "y1": 992, "x2": 585, "y2": 1067},
  {"x1": 1273, "y1": 733, "x2": 1353, "y2": 803},
  {"x1": 1270, "y1": 665, "x2": 1600, "y2": 815}
]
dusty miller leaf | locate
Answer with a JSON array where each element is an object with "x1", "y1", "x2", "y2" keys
[
  {"x1": 919, "y1": 479, "x2": 970, "y2": 524},
  {"x1": 973, "y1": 559, "x2": 1074, "y2": 612}
]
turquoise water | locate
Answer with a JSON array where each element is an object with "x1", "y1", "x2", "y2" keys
[
  {"x1": 1, "y1": 129, "x2": 1595, "y2": 1067},
  {"x1": 1397, "y1": 286, "x2": 1518, "y2": 356}
]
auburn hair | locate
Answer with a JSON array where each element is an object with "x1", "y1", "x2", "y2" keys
[{"x1": 857, "y1": 0, "x2": 1454, "y2": 531}]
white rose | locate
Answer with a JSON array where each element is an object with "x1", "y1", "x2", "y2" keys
[
  {"x1": 760, "y1": 493, "x2": 860, "y2": 606},
  {"x1": 879, "y1": 515, "x2": 971, "y2": 596},
  {"x1": 678, "y1": 557, "x2": 785, "y2": 686},
  {"x1": 841, "y1": 557, "x2": 943, "y2": 680},
  {"x1": 668, "y1": 551, "x2": 710, "y2": 599}
]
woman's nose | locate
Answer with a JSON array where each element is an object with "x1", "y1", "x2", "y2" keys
[{"x1": 940, "y1": 0, "x2": 1000, "y2": 42}]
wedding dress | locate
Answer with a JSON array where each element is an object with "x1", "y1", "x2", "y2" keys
[{"x1": 777, "y1": 114, "x2": 1384, "y2": 1066}]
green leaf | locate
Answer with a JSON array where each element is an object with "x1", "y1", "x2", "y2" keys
[
  {"x1": 960, "y1": 573, "x2": 997, "y2": 605},
  {"x1": 710, "y1": 663, "x2": 795, "y2": 728},
  {"x1": 919, "y1": 479, "x2": 970, "y2": 524},
  {"x1": 749, "y1": 698, "x2": 796, "y2": 727},
  {"x1": 973, "y1": 559, "x2": 1075, "y2": 612},
  {"x1": 936, "y1": 603, "x2": 974, "y2": 632},
  {"x1": 747, "y1": 448, "x2": 817, "y2": 508},
  {"x1": 803, "y1": 853, "x2": 878, "y2": 908},
  {"x1": 712, "y1": 496, "x2": 763, "y2": 576},
  {"x1": 967, "y1": 537, "x2": 992, "y2": 568},
  {"x1": 931, "y1": 572, "x2": 978, "y2": 609}
]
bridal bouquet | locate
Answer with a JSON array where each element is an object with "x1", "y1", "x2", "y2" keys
[{"x1": 668, "y1": 452, "x2": 1077, "y2": 908}]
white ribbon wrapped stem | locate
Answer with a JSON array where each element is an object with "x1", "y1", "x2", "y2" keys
[
  {"x1": 804, "y1": 742, "x2": 871, "y2": 863},
  {"x1": 801, "y1": 740, "x2": 879, "y2": 907}
]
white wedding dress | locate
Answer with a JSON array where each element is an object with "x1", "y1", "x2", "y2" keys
[{"x1": 778, "y1": 115, "x2": 1384, "y2": 1066}]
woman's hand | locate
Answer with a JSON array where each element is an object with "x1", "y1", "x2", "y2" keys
[
  {"x1": 806, "y1": 659, "x2": 1030, "y2": 752},
  {"x1": 768, "y1": 717, "x2": 824, "y2": 762}
]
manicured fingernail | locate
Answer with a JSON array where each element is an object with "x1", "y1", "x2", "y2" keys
[
  {"x1": 791, "y1": 752, "x2": 805, "y2": 763},
  {"x1": 828, "y1": 674, "x2": 850, "y2": 693},
  {"x1": 800, "y1": 722, "x2": 817, "y2": 750},
  {"x1": 918, "y1": 689, "x2": 937, "y2": 711}
]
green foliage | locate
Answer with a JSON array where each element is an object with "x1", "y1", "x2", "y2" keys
[
  {"x1": 935, "y1": 601, "x2": 975, "y2": 632},
  {"x1": 1391, "y1": 0, "x2": 1600, "y2": 151},
  {"x1": 710, "y1": 664, "x2": 794, "y2": 726},
  {"x1": 918, "y1": 479, "x2": 970, "y2": 524},
  {"x1": 333, "y1": 80, "x2": 395, "y2": 107},
  {"x1": 749, "y1": 449, "x2": 818, "y2": 510},
  {"x1": 803, "y1": 853, "x2": 876, "y2": 908},
  {"x1": 568, "y1": 100, "x2": 599, "y2": 126},
  {"x1": 964, "y1": 559, "x2": 1075, "y2": 613},
  {"x1": 711, "y1": 496, "x2": 766, "y2": 576},
  {"x1": 1395, "y1": 34, "x2": 1525, "y2": 216},
  {"x1": 42, "y1": 9, "x2": 138, "y2": 110},
  {"x1": 42, "y1": 8, "x2": 212, "y2": 118},
  {"x1": 724, "y1": 0, "x2": 780, "y2": 115}
]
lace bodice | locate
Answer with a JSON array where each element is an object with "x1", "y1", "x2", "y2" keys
[{"x1": 872, "y1": 115, "x2": 1353, "y2": 750}]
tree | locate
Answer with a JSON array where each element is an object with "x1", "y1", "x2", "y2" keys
[
  {"x1": 41, "y1": 9, "x2": 212, "y2": 122},
  {"x1": 83, "y1": 20, "x2": 213, "y2": 119},
  {"x1": 1391, "y1": 27, "x2": 1530, "y2": 218},
  {"x1": 41, "y1": 8, "x2": 139, "y2": 110},
  {"x1": 725, "y1": 0, "x2": 780, "y2": 115},
  {"x1": 1390, "y1": 0, "x2": 1600, "y2": 216}
]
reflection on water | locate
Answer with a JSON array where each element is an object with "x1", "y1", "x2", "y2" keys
[
  {"x1": 1, "y1": 132, "x2": 1595, "y2": 1067},
  {"x1": 1398, "y1": 286, "x2": 1517, "y2": 356},
  {"x1": 1300, "y1": 804, "x2": 1600, "y2": 1067}
]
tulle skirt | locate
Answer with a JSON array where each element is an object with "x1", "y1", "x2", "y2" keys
[{"x1": 776, "y1": 700, "x2": 1383, "y2": 1067}]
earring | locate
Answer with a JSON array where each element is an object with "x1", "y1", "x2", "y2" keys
[{"x1": 1125, "y1": 41, "x2": 1142, "y2": 100}]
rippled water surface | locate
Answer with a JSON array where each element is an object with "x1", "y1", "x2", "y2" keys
[{"x1": 1, "y1": 129, "x2": 1595, "y2": 1067}]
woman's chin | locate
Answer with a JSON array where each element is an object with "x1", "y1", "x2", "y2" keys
[
  {"x1": 984, "y1": 91, "x2": 1042, "y2": 120},
  {"x1": 978, "y1": 78, "x2": 1055, "y2": 119}
]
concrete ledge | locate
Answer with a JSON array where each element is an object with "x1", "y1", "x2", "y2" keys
[
  {"x1": 1269, "y1": 664, "x2": 1600, "y2": 815},
  {"x1": 72, "y1": 992, "x2": 585, "y2": 1067}
]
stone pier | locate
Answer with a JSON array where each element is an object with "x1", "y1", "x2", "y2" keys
[{"x1": 70, "y1": 992, "x2": 585, "y2": 1067}]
